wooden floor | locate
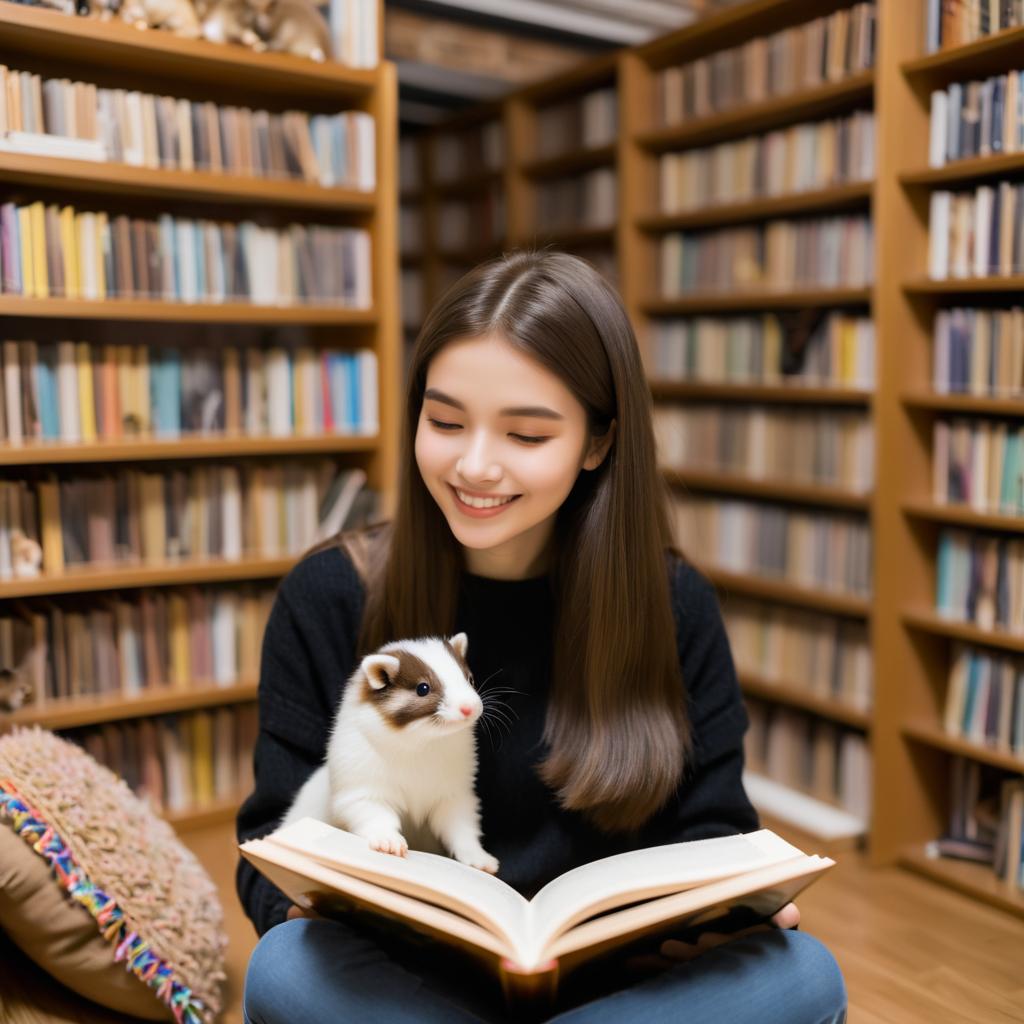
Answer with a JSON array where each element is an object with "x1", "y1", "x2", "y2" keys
[{"x1": 184, "y1": 820, "x2": 1024, "y2": 1024}]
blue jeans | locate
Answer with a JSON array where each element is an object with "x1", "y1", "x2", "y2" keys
[{"x1": 243, "y1": 916, "x2": 847, "y2": 1023}]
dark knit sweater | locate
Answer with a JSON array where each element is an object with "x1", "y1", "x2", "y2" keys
[{"x1": 236, "y1": 547, "x2": 759, "y2": 937}]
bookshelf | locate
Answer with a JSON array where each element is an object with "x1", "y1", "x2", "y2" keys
[
  {"x1": 616, "y1": 0, "x2": 879, "y2": 852},
  {"x1": 874, "y1": 0, "x2": 1024, "y2": 916},
  {"x1": 0, "y1": 0, "x2": 399, "y2": 851}
]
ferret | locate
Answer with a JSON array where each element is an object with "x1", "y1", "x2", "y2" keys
[{"x1": 281, "y1": 632, "x2": 499, "y2": 873}]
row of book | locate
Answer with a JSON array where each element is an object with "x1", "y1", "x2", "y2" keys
[
  {"x1": 936, "y1": 528, "x2": 1024, "y2": 632},
  {"x1": 671, "y1": 495, "x2": 872, "y2": 597},
  {"x1": 0, "y1": 201, "x2": 372, "y2": 307},
  {"x1": 438, "y1": 188, "x2": 505, "y2": 252},
  {"x1": 936, "y1": 758, "x2": 1023, "y2": 889},
  {"x1": 0, "y1": 65, "x2": 375, "y2": 189},
  {"x1": 650, "y1": 313, "x2": 876, "y2": 389},
  {"x1": 945, "y1": 645, "x2": 1024, "y2": 755},
  {"x1": 934, "y1": 308, "x2": 1024, "y2": 396},
  {"x1": 70, "y1": 707, "x2": 259, "y2": 816},
  {"x1": 534, "y1": 86, "x2": 617, "y2": 160},
  {"x1": 536, "y1": 168, "x2": 616, "y2": 232},
  {"x1": 723, "y1": 597, "x2": 872, "y2": 713},
  {"x1": 745, "y1": 699, "x2": 872, "y2": 822},
  {"x1": 0, "y1": 340, "x2": 379, "y2": 445},
  {"x1": 925, "y1": 0, "x2": 1024, "y2": 53},
  {"x1": 654, "y1": 405, "x2": 874, "y2": 492},
  {"x1": 928, "y1": 71, "x2": 1024, "y2": 168},
  {"x1": 659, "y1": 111, "x2": 876, "y2": 214},
  {"x1": 655, "y1": 3, "x2": 877, "y2": 127},
  {"x1": 934, "y1": 417, "x2": 1024, "y2": 513},
  {"x1": 1, "y1": 585, "x2": 274, "y2": 703},
  {"x1": 928, "y1": 183, "x2": 1024, "y2": 280},
  {"x1": 0, "y1": 460, "x2": 361, "y2": 577},
  {"x1": 659, "y1": 215, "x2": 874, "y2": 294},
  {"x1": 432, "y1": 121, "x2": 504, "y2": 185}
]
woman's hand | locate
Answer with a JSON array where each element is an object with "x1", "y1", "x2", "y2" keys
[
  {"x1": 286, "y1": 903, "x2": 325, "y2": 922},
  {"x1": 623, "y1": 903, "x2": 800, "y2": 974}
]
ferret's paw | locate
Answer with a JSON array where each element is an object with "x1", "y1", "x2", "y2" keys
[
  {"x1": 366, "y1": 832, "x2": 408, "y2": 857},
  {"x1": 454, "y1": 845, "x2": 500, "y2": 874}
]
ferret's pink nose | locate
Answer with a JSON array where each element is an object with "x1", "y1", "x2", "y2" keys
[{"x1": 460, "y1": 705, "x2": 475, "y2": 718}]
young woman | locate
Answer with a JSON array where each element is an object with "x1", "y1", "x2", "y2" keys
[{"x1": 237, "y1": 250, "x2": 848, "y2": 1023}]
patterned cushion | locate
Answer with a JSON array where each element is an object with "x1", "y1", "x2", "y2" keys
[{"x1": 0, "y1": 728, "x2": 226, "y2": 1023}]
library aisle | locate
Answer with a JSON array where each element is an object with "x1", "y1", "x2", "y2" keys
[{"x1": 3, "y1": 0, "x2": 1024, "y2": 1021}]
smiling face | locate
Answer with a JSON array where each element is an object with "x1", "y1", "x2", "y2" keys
[{"x1": 414, "y1": 333, "x2": 614, "y2": 580}]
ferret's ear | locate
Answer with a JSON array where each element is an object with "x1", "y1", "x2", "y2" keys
[
  {"x1": 449, "y1": 632, "x2": 468, "y2": 658},
  {"x1": 362, "y1": 653, "x2": 401, "y2": 690}
]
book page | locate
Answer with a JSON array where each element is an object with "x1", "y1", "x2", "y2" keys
[
  {"x1": 239, "y1": 839, "x2": 510, "y2": 963},
  {"x1": 545, "y1": 856, "x2": 835, "y2": 970},
  {"x1": 527, "y1": 829, "x2": 806, "y2": 958},
  {"x1": 265, "y1": 818, "x2": 531, "y2": 955}
]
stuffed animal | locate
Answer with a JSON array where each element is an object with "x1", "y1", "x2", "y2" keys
[
  {"x1": 119, "y1": 0, "x2": 201, "y2": 35},
  {"x1": 195, "y1": 0, "x2": 261, "y2": 48},
  {"x1": 0, "y1": 667, "x2": 33, "y2": 714},
  {"x1": 10, "y1": 529, "x2": 42, "y2": 581},
  {"x1": 252, "y1": 0, "x2": 333, "y2": 62}
]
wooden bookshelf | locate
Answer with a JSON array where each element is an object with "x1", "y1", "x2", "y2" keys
[
  {"x1": 649, "y1": 381, "x2": 873, "y2": 405},
  {"x1": 637, "y1": 181, "x2": 872, "y2": 231},
  {"x1": 642, "y1": 288, "x2": 873, "y2": 313},
  {"x1": 872, "y1": 0, "x2": 1024, "y2": 913},
  {"x1": 0, "y1": 556, "x2": 298, "y2": 599},
  {"x1": 0, "y1": 151, "x2": 378, "y2": 211},
  {"x1": 0, "y1": 0, "x2": 399, "y2": 885},
  {"x1": 664, "y1": 467, "x2": 872, "y2": 510},
  {"x1": 0, "y1": 433, "x2": 379, "y2": 466},
  {"x1": 739, "y1": 670, "x2": 872, "y2": 729},
  {"x1": 0, "y1": 297, "x2": 377, "y2": 324},
  {"x1": 2, "y1": 680, "x2": 259, "y2": 731},
  {"x1": 418, "y1": 0, "x2": 1024, "y2": 914}
]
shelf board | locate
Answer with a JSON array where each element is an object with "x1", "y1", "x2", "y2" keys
[
  {"x1": 903, "y1": 27, "x2": 1024, "y2": 88},
  {"x1": 166, "y1": 795, "x2": 245, "y2": 833},
  {"x1": 902, "y1": 608, "x2": 1024, "y2": 654},
  {"x1": 903, "y1": 499, "x2": 1024, "y2": 533},
  {"x1": 636, "y1": 71, "x2": 875, "y2": 153},
  {"x1": 901, "y1": 152, "x2": 1024, "y2": 188},
  {"x1": 434, "y1": 168, "x2": 503, "y2": 196},
  {"x1": 902, "y1": 391, "x2": 1024, "y2": 415},
  {"x1": 639, "y1": 181, "x2": 872, "y2": 232},
  {"x1": 739, "y1": 670, "x2": 871, "y2": 729},
  {"x1": 644, "y1": 287, "x2": 872, "y2": 314},
  {"x1": 902, "y1": 721, "x2": 1024, "y2": 774},
  {"x1": 527, "y1": 225, "x2": 616, "y2": 249},
  {"x1": 699, "y1": 564, "x2": 871, "y2": 618},
  {"x1": 0, "y1": 680, "x2": 258, "y2": 732},
  {"x1": 0, "y1": 433, "x2": 378, "y2": 465},
  {"x1": 742, "y1": 771, "x2": 868, "y2": 842},
  {"x1": 649, "y1": 380, "x2": 873, "y2": 405},
  {"x1": 900, "y1": 844, "x2": 1024, "y2": 920},
  {"x1": 0, "y1": 555, "x2": 296, "y2": 598},
  {"x1": 0, "y1": 1, "x2": 377, "y2": 101},
  {"x1": 0, "y1": 297, "x2": 375, "y2": 324},
  {"x1": 664, "y1": 467, "x2": 871, "y2": 510},
  {"x1": 520, "y1": 143, "x2": 616, "y2": 180},
  {"x1": 905, "y1": 277, "x2": 1024, "y2": 296},
  {"x1": 0, "y1": 151, "x2": 376, "y2": 211}
]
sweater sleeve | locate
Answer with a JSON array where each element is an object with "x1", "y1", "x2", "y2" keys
[
  {"x1": 646, "y1": 558, "x2": 760, "y2": 844},
  {"x1": 235, "y1": 546, "x2": 365, "y2": 936}
]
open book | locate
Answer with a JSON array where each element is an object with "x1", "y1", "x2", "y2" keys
[{"x1": 241, "y1": 817, "x2": 835, "y2": 1002}]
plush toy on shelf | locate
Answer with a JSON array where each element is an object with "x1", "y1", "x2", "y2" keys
[
  {"x1": 252, "y1": 0, "x2": 333, "y2": 62},
  {"x1": 119, "y1": 0, "x2": 202, "y2": 34}
]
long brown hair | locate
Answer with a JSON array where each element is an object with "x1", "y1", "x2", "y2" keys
[{"x1": 341, "y1": 250, "x2": 692, "y2": 832}]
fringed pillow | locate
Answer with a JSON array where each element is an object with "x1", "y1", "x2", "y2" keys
[{"x1": 0, "y1": 727, "x2": 226, "y2": 1023}]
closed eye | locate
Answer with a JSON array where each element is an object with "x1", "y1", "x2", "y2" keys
[{"x1": 427, "y1": 418, "x2": 549, "y2": 445}]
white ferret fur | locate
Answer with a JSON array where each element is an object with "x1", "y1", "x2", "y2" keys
[{"x1": 281, "y1": 632, "x2": 499, "y2": 873}]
